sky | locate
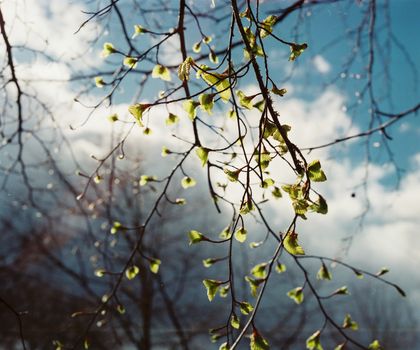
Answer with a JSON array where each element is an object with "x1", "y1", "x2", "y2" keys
[{"x1": 1, "y1": 0, "x2": 420, "y2": 347}]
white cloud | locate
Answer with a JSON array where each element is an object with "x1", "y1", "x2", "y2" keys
[{"x1": 313, "y1": 55, "x2": 331, "y2": 74}]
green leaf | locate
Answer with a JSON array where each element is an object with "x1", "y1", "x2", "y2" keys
[
  {"x1": 234, "y1": 227, "x2": 247, "y2": 243},
  {"x1": 292, "y1": 199, "x2": 309, "y2": 216},
  {"x1": 251, "y1": 262, "x2": 268, "y2": 279},
  {"x1": 275, "y1": 262, "x2": 287, "y2": 273},
  {"x1": 219, "y1": 284, "x2": 230, "y2": 298},
  {"x1": 219, "y1": 226, "x2": 232, "y2": 239},
  {"x1": 203, "y1": 279, "x2": 222, "y2": 301},
  {"x1": 117, "y1": 304, "x2": 125, "y2": 314},
  {"x1": 152, "y1": 64, "x2": 171, "y2": 81},
  {"x1": 125, "y1": 265, "x2": 139, "y2": 280},
  {"x1": 309, "y1": 195, "x2": 328, "y2": 214},
  {"x1": 161, "y1": 146, "x2": 171, "y2": 157},
  {"x1": 128, "y1": 103, "x2": 151, "y2": 126},
  {"x1": 259, "y1": 15, "x2": 277, "y2": 38},
  {"x1": 250, "y1": 329, "x2": 269, "y2": 350},
  {"x1": 199, "y1": 93, "x2": 215, "y2": 114},
  {"x1": 209, "y1": 50, "x2": 219, "y2": 64},
  {"x1": 192, "y1": 41, "x2": 201, "y2": 53},
  {"x1": 178, "y1": 56, "x2": 194, "y2": 81},
  {"x1": 219, "y1": 342, "x2": 229, "y2": 350},
  {"x1": 287, "y1": 287, "x2": 304, "y2": 304},
  {"x1": 149, "y1": 259, "x2": 161, "y2": 274},
  {"x1": 183, "y1": 99, "x2": 200, "y2": 120},
  {"x1": 245, "y1": 276, "x2": 264, "y2": 297},
  {"x1": 368, "y1": 340, "x2": 382, "y2": 350},
  {"x1": 343, "y1": 314, "x2": 358, "y2": 331},
  {"x1": 236, "y1": 90, "x2": 254, "y2": 109},
  {"x1": 271, "y1": 186, "x2": 282, "y2": 199},
  {"x1": 253, "y1": 100, "x2": 265, "y2": 112},
  {"x1": 307, "y1": 160, "x2": 327, "y2": 182},
  {"x1": 203, "y1": 258, "x2": 217, "y2": 268},
  {"x1": 333, "y1": 286, "x2": 349, "y2": 296},
  {"x1": 224, "y1": 168, "x2": 240, "y2": 182},
  {"x1": 306, "y1": 330, "x2": 323, "y2": 350},
  {"x1": 166, "y1": 113, "x2": 179, "y2": 125},
  {"x1": 240, "y1": 199, "x2": 254, "y2": 215},
  {"x1": 181, "y1": 176, "x2": 196, "y2": 189},
  {"x1": 110, "y1": 221, "x2": 123, "y2": 234},
  {"x1": 108, "y1": 113, "x2": 118, "y2": 122},
  {"x1": 189, "y1": 230, "x2": 206, "y2": 245},
  {"x1": 101, "y1": 42, "x2": 116, "y2": 57},
  {"x1": 132, "y1": 24, "x2": 146, "y2": 38},
  {"x1": 94, "y1": 268, "x2": 106, "y2": 277},
  {"x1": 376, "y1": 267, "x2": 389, "y2": 276},
  {"x1": 124, "y1": 56, "x2": 138, "y2": 68},
  {"x1": 201, "y1": 72, "x2": 231, "y2": 102},
  {"x1": 139, "y1": 175, "x2": 157, "y2": 186},
  {"x1": 317, "y1": 264, "x2": 332, "y2": 280},
  {"x1": 289, "y1": 43, "x2": 308, "y2": 61},
  {"x1": 283, "y1": 232, "x2": 305, "y2": 255},
  {"x1": 230, "y1": 313, "x2": 240, "y2": 329},
  {"x1": 271, "y1": 86, "x2": 287, "y2": 96},
  {"x1": 95, "y1": 76, "x2": 105, "y2": 88},
  {"x1": 239, "y1": 301, "x2": 254, "y2": 315},
  {"x1": 196, "y1": 147, "x2": 209, "y2": 167}
]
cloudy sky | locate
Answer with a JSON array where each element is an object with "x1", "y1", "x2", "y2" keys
[{"x1": 1, "y1": 0, "x2": 420, "y2": 340}]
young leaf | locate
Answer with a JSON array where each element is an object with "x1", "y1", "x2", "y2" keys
[
  {"x1": 125, "y1": 265, "x2": 139, "y2": 280},
  {"x1": 275, "y1": 262, "x2": 287, "y2": 273},
  {"x1": 271, "y1": 186, "x2": 282, "y2": 199},
  {"x1": 94, "y1": 76, "x2": 105, "y2": 88},
  {"x1": 199, "y1": 93, "x2": 215, "y2": 114},
  {"x1": 307, "y1": 160, "x2": 327, "y2": 182},
  {"x1": 261, "y1": 178, "x2": 275, "y2": 190},
  {"x1": 234, "y1": 227, "x2": 247, "y2": 243},
  {"x1": 152, "y1": 64, "x2": 171, "y2": 81},
  {"x1": 101, "y1": 42, "x2": 116, "y2": 57},
  {"x1": 343, "y1": 314, "x2": 358, "y2": 331},
  {"x1": 181, "y1": 176, "x2": 197, "y2": 189},
  {"x1": 368, "y1": 340, "x2": 382, "y2": 350},
  {"x1": 166, "y1": 113, "x2": 179, "y2": 125},
  {"x1": 132, "y1": 24, "x2": 146, "y2": 38},
  {"x1": 283, "y1": 232, "x2": 305, "y2": 255},
  {"x1": 239, "y1": 301, "x2": 254, "y2": 315},
  {"x1": 161, "y1": 146, "x2": 171, "y2": 157},
  {"x1": 203, "y1": 279, "x2": 222, "y2": 301},
  {"x1": 128, "y1": 103, "x2": 151, "y2": 126},
  {"x1": 196, "y1": 147, "x2": 209, "y2": 166},
  {"x1": 203, "y1": 258, "x2": 217, "y2": 268},
  {"x1": 219, "y1": 226, "x2": 232, "y2": 239},
  {"x1": 309, "y1": 195, "x2": 328, "y2": 214},
  {"x1": 287, "y1": 287, "x2": 304, "y2": 304},
  {"x1": 110, "y1": 221, "x2": 123, "y2": 234},
  {"x1": 219, "y1": 342, "x2": 229, "y2": 350},
  {"x1": 259, "y1": 15, "x2": 277, "y2": 38},
  {"x1": 271, "y1": 86, "x2": 287, "y2": 96},
  {"x1": 376, "y1": 267, "x2": 389, "y2": 276},
  {"x1": 192, "y1": 41, "x2": 201, "y2": 53},
  {"x1": 95, "y1": 268, "x2": 106, "y2": 277},
  {"x1": 108, "y1": 113, "x2": 118, "y2": 122},
  {"x1": 117, "y1": 304, "x2": 126, "y2": 314},
  {"x1": 289, "y1": 43, "x2": 308, "y2": 61},
  {"x1": 224, "y1": 168, "x2": 240, "y2": 182},
  {"x1": 219, "y1": 284, "x2": 230, "y2": 298},
  {"x1": 183, "y1": 99, "x2": 200, "y2": 120},
  {"x1": 333, "y1": 286, "x2": 349, "y2": 296},
  {"x1": 250, "y1": 329, "x2": 269, "y2": 350},
  {"x1": 251, "y1": 262, "x2": 268, "y2": 279},
  {"x1": 209, "y1": 50, "x2": 219, "y2": 64},
  {"x1": 139, "y1": 175, "x2": 157, "y2": 186},
  {"x1": 189, "y1": 230, "x2": 206, "y2": 245},
  {"x1": 123, "y1": 56, "x2": 138, "y2": 68},
  {"x1": 334, "y1": 344, "x2": 345, "y2": 350},
  {"x1": 245, "y1": 276, "x2": 264, "y2": 297},
  {"x1": 306, "y1": 330, "x2": 323, "y2": 350},
  {"x1": 317, "y1": 264, "x2": 332, "y2": 280},
  {"x1": 230, "y1": 313, "x2": 240, "y2": 329},
  {"x1": 201, "y1": 72, "x2": 231, "y2": 102},
  {"x1": 236, "y1": 90, "x2": 254, "y2": 109},
  {"x1": 149, "y1": 258, "x2": 161, "y2": 274}
]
